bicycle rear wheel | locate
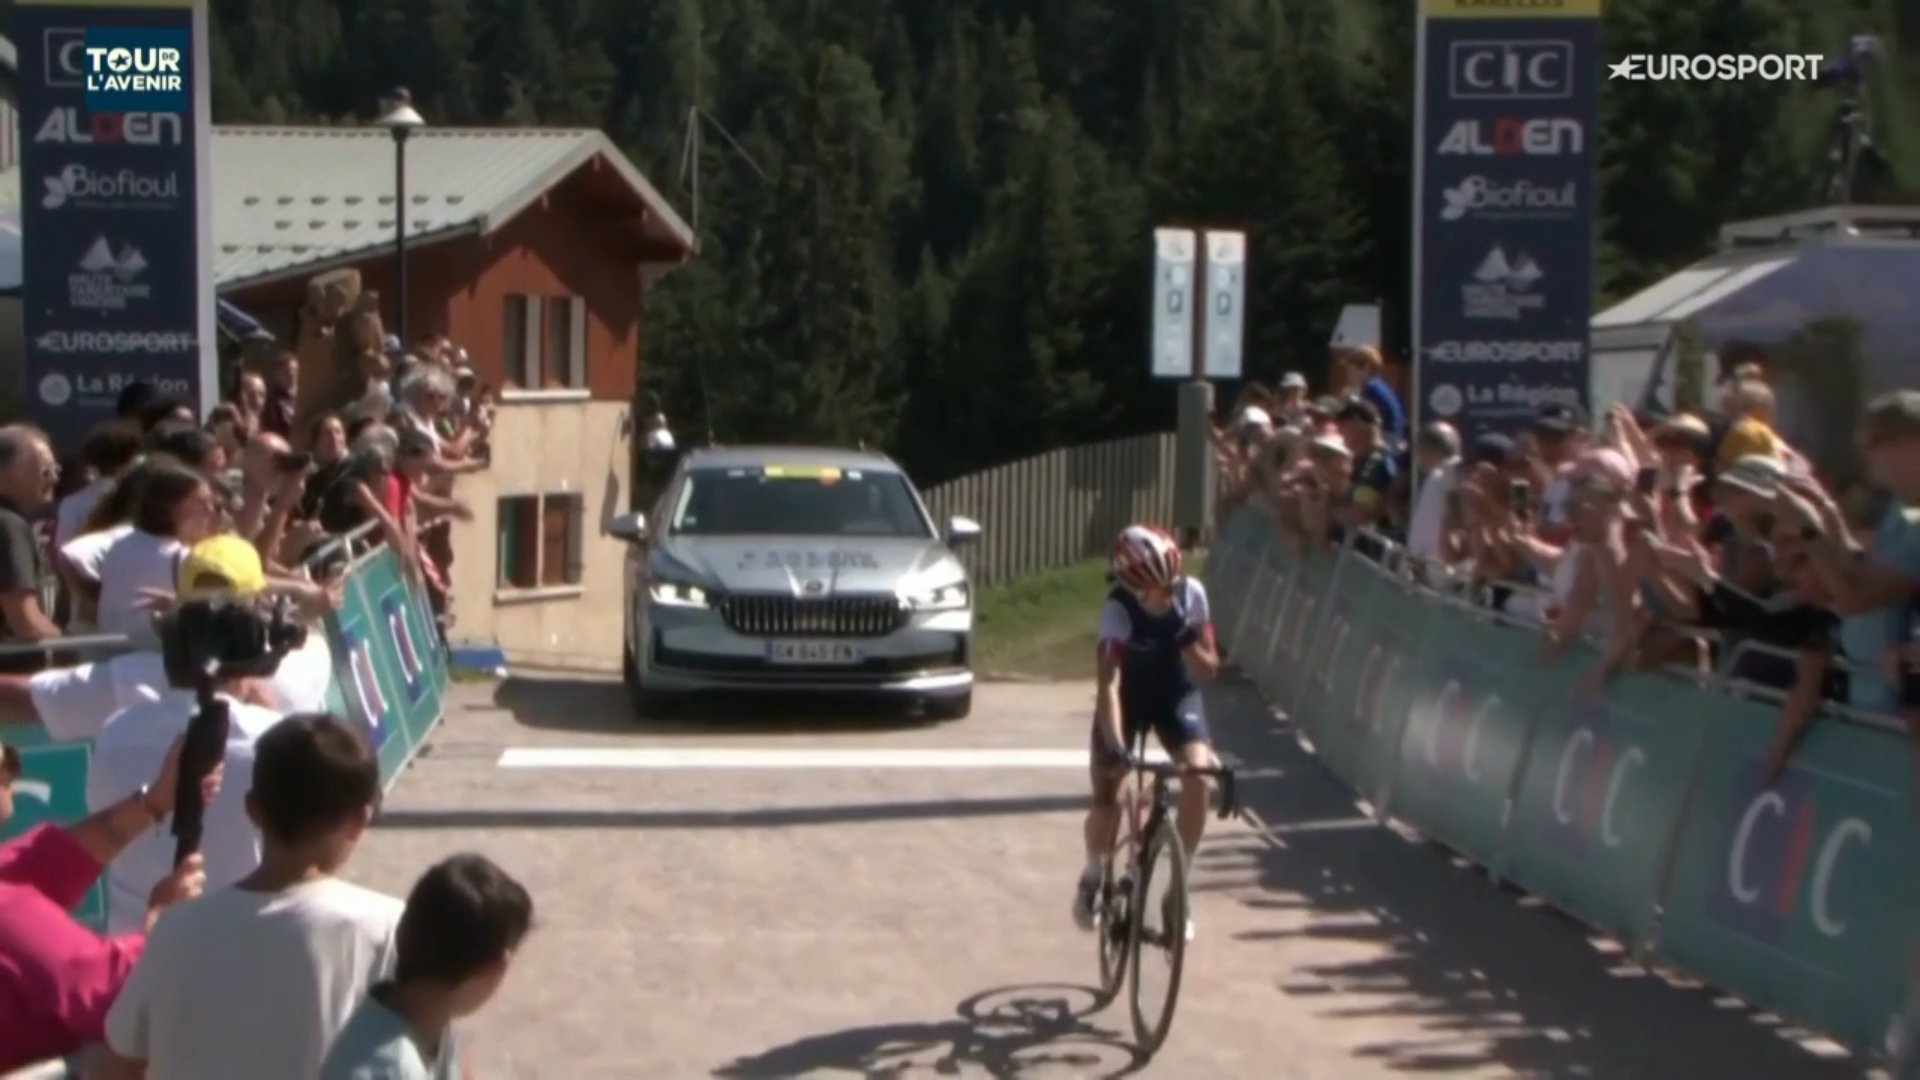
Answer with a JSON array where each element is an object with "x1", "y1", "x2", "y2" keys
[{"x1": 1126, "y1": 819, "x2": 1189, "y2": 1056}]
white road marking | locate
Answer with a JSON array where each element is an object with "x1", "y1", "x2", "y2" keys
[{"x1": 497, "y1": 746, "x2": 1174, "y2": 769}]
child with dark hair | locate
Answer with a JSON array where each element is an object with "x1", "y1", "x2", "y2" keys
[{"x1": 320, "y1": 854, "x2": 533, "y2": 1079}]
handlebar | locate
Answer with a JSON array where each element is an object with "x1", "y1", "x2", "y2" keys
[{"x1": 1128, "y1": 757, "x2": 1238, "y2": 820}]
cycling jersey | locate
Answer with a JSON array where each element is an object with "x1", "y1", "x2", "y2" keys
[{"x1": 1094, "y1": 577, "x2": 1214, "y2": 758}]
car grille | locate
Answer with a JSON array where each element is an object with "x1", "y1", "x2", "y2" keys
[{"x1": 718, "y1": 594, "x2": 908, "y2": 638}]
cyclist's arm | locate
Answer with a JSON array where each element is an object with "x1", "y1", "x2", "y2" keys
[
  {"x1": 1177, "y1": 579, "x2": 1221, "y2": 679},
  {"x1": 1094, "y1": 600, "x2": 1130, "y2": 756}
]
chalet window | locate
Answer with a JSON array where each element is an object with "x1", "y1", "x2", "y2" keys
[
  {"x1": 496, "y1": 492, "x2": 585, "y2": 591},
  {"x1": 503, "y1": 293, "x2": 586, "y2": 390}
]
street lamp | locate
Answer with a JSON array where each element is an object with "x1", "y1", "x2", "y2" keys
[{"x1": 376, "y1": 88, "x2": 425, "y2": 346}]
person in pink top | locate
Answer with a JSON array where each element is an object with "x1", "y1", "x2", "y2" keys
[{"x1": 0, "y1": 737, "x2": 212, "y2": 1072}]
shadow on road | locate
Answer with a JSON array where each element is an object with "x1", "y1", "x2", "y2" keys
[
  {"x1": 715, "y1": 983, "x2": 1147, "y2": 1078},
  {"x1": 1199, "y1": 677, "x2": 1858, "y2": 1079},
  {"x1": 375, "y1": 793, "x2": 1087, "y2": 832},
  {"x1": 492, "y1": 674, "x2": 955, "y2": 736}
]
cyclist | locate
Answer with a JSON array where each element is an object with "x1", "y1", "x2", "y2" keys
[{"x1": 1073, "y1": 524, "x2": 1222, "y2": 940}]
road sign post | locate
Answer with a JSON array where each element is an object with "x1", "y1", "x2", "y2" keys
[{"x1": 1156, "y1": 226, "x2": 1246, "y2": 546}]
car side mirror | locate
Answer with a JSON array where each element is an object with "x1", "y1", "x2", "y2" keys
[
  {"x1": 946, "y1": 515, "x2": 981, "y2": 546},
  {"x1": 609, "y1": 511, "x2": 649, "y2": 544}
]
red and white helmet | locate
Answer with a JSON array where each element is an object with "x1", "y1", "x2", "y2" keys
[{"x1": 1111, "y1": 524, "x2": 1183, "y2": 591}]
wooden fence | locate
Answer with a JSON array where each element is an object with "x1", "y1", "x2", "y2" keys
[{"x1": 921, "y1": 432, "x2": 1180, "y2": 587}]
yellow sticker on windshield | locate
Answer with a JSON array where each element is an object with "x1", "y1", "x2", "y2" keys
[{"x1": 762, "y1": 465, "x2": 843, "y2": 482}]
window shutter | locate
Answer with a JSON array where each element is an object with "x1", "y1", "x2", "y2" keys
[
  {"x1": 521, "y1": 296, "x2": 542, "y2": 388},
  {"x1": 568, "y1": 296, "x2": 587, "y2": 390},
  {"x1": 564, "y1": 494, "x2": 585, "y2": 584}
]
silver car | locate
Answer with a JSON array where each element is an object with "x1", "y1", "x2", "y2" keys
[{"x1": 610, "y1": 446, "x2": 980, "y2": 719}]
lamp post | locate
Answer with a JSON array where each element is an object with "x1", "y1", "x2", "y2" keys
[{"x1": 376, "y1": 89, "x2": 425, "y2": 346}]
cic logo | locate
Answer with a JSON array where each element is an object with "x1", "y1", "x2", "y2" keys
[
  {"x1": 1711, "y1": 765, "x2": 1872, "y2": 941},
  {"x1": 1351, "y1": 638, "x2": 1403, "y2": 733},
  {"x1": 342, "y1": 626, "x2": 392, "y2": 747},
  {"x1": 1421, "y1": 677, "x2": 1500, "y2": 785},
  {"x1": 1543, "y1": 701, "x2": 1645, "y2": 853}
]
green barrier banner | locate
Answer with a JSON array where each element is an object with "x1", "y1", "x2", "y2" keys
[
  {"x1": 1378, "y1": 608, "x2": 1544, "y2": 869},
  {"x1": 1498, "y1": 671, "x2": 1709, "y2": 945},
  {"x1": 0, "y1": 542, "x2": 449, "y2": 931},
  {"x1": 1658, "y1": 702, "x2": 1917, "y2": 1056},
  {"x1": 1221, "y1": 504, "x2": 1915, "y2": 1058}
]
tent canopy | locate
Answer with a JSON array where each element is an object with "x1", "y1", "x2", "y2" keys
[{"x1": 1589, "y1": 206, "x2": 1920, "y2": 481}]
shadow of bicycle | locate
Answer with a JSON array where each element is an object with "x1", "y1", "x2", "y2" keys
[{"x1": 713, "y1": 983, "x2": 1149, "y2": 1078}]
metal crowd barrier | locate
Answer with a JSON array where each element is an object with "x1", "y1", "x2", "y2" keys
[
  {"x1": 0, "y1": 517, "x2": 452, "y2": 934},
  {"x1": 1208, "y1": 505, "x2": 1916, "y2": 1064}
]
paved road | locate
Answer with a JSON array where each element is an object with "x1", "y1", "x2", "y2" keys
[{"x1": 345, "y1": 674, "x2": 1865, "y2": 1078}]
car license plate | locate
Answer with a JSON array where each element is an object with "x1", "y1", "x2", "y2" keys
[{"x1": 767, "y1": 640, "x2": 863, "y2": 665}]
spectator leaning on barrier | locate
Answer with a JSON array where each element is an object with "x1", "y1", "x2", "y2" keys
[
  {"x1": 56, "y1": 421, "x2": 144, "y2": 552},
  {"x1": 102, "y1": 715, "x2": 403, "y2": 1080},
  {"x1": 0, "y1": 534, "x2": 337, "y2": 737},
  {"x1": 1406, "y1": 422, "x2": 1462, "y2": 567},
  {"x1": 0, "y1": 426, "x2": 62, "y2": 668},
  {"x1": 1528, "y1": 403, "x2": 1589, "y2": 544},
  {"x1": 1280, "y1": 432, "x2": 1353, "y2": 552},
  {"x1": 321, "y1": 854, "x2": 534, "y2": 1080},
  {"x1": 1331, "y1": 398, "x2": 1395, "y2": 543},
  {"x1": 90, "y1": 460, "x2": 221, "y2": 648},
  {"x1": 0, "y1": 736, "x2": 210, "y2": 1074}
]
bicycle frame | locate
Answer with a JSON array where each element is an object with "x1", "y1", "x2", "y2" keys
[{"x1": 1109, "y1": 728, "x2": 1239, "y2": 870}]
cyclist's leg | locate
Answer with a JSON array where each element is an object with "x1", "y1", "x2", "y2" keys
[
  {"x1": 1153, "y1": 691, "x2": 1218, "y2": 862},
  {"x1": 1075, "y1": 715, "x2": 1133, "y2": 930}
]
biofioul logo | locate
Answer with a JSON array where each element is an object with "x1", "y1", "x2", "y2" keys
[
  {"x1": 1608, "y1": 54, "x2": 1825, "y2": 81},
  {"x1": 1438, "y1": 176, "x2": 1575, "y2": 222},
  {"x1": 40, "y1": 164, "x2": 178, "y2": 209}
]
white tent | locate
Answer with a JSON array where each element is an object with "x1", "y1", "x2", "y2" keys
[{"x1": 1589, "y1": 205, "x2": 1920, "y2": 475}]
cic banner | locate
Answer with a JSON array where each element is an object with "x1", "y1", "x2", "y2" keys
[
  {"x1": 1411, "y1": 0, "x2": 1601, "y2": 441},
  {"x1": 14, "y1": 0, "x2": 217, "y2": 453}
]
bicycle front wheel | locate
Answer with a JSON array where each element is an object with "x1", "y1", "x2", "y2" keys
[{"x1": 1126, "y1": 819, "x2": 1189, "y2": 1056}]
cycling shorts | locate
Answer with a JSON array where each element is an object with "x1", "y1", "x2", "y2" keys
[{"x1": 1090, "y1": 690, "x2": 1210, "y2": 764}]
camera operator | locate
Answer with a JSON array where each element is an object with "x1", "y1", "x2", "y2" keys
[
  {"x1": 83, "y1": 592, "x2": 308, "y2": 935},
  {"x1": 0, "y1": 736, "x2": 212, "y2": 1073}
]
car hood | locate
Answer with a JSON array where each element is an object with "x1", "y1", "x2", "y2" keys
[{"x1": 653, "y1": 535, "x2": 962, "y2": 595}]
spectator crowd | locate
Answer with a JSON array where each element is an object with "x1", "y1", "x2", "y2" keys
[
  {"x1": 1217, "y1": 345, "x2": 1920, "y2": 789},
  {"x1": 0, "y1": 335, "x2": 530, "y2": 1078}
]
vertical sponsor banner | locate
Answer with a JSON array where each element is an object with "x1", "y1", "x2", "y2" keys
[
  {"x1": 1412, "y1": 0, "x2": 1601, "y2": 441},
  {"x1": 1200, "y1": 229, "x2": 1246, "y2": 379},
  {"x1": 1150, "y1": 227, "x2": 1197, "y2": 378},
  {"x1": 15, "y1": 0, "x2": 216, "y2": 452}
]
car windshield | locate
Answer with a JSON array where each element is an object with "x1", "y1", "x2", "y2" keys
[{"x1": 669, "y1": 464, "x2": 934, "y2": 538}]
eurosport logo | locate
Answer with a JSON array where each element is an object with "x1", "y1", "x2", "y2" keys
[
  {"x1": 68, "y1": 235, "x2": 150, "y2": 312},
  {"x1": 1463, "y1": 245, "x2": 1544, "y2": 321},
  {"x1": 1420, "y1": 678, "x2": 1502, "y2": 785},
  {"x1": 1710, "y1": 766, "x2": 1872, "y2": 941},
  {"x1": 1542, "y1": 704, "x2": 1646, "y2": 853},
  {"x1": 1438, "y1": 176, "x2": 1576, "y2": 222},
  {"x1": 1449, "y1": 40, "x2": 1573, "y2": 100},
  {"x1": 1425, "y1": 340, "x2": 1585, "y2": 365},
  {"x1": 1436, "y1": 118, "x2": 1583, "y2": 157},
  {"x1": 1608, "y1": 54, "x2": 1824, "y2": 82},
  {"x1": 39, "y1": 164, "x2": 180, "y2": 211},
  {"x1": 35, "y1": 329, "x2": 194, "y2": 354},
  {"x1": 35, "y1": 107, "x2": 183, "y2": 147},
  {"x1": 1428, "y1": 381, "x2": 1582, "y2": 419}
]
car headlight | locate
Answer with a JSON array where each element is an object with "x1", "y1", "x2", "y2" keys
[
  {"x1": 904, "y1": 582, "x2": 969, "y2": 611},
  {"x1": 649, "y1": 580, "x2": 712, "y2": 608}
]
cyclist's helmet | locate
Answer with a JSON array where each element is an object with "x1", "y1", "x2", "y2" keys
[{"x1": 1111, "y1": 524, "x2": 1183, "y2": 592}]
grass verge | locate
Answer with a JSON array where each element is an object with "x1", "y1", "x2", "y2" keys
[{"x1": 973, "y1": 552, "x2": 1207, "y2": 680}]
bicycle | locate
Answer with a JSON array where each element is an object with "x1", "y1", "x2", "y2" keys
[{"x1": 1092, "y1": 731, "x2": 1237, "y2": 1057}]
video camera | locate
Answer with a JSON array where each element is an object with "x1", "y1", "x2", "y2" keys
[{"x1": 155, "y1": 596, "x2": 308, "y2": 867}]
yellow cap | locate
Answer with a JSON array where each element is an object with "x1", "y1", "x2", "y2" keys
[{"x1": 176, "y1": 534, "x2": 268, "y2": 600}]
